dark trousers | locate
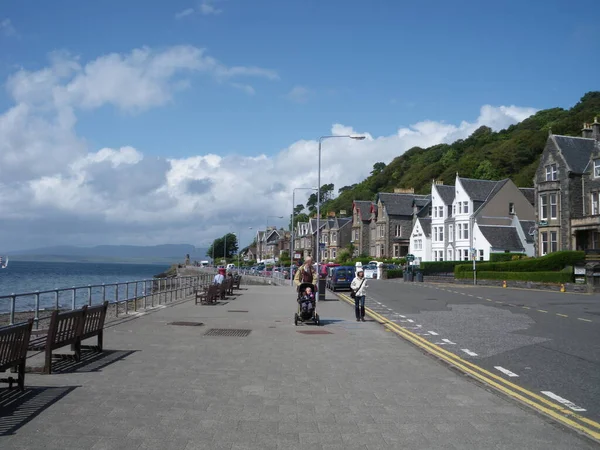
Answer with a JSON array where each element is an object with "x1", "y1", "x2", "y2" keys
[{"x1": 354, "y1": 295, "x2": 365, "y2": 319}]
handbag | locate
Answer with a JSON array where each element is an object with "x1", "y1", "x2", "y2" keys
[{"x1": 351, "y1": 278, "x2": 365, "y2": 299}]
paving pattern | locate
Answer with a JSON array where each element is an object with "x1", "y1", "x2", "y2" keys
[{"x1": 0, "y1": 285, "x2": 597, "y2": 449}]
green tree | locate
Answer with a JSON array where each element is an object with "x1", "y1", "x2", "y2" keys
[
  {"x1": 206, "y1": 233, "x2": 238, "y2": 260},
  {"x1": 370, "y1": 162, "x2": 386, "y2": 176}
]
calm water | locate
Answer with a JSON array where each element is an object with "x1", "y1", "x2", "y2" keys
[{"x1": 0, "y1": 261, "x2": 170, "y2": 313}]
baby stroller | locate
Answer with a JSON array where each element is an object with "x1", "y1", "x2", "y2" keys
[{"x1": 294, "y1": 282, "x2": 320, "y2": 326}]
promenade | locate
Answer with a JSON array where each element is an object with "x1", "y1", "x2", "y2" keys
[{"x1": 1, "y1": 285, "x2": 597, "y2": 449}]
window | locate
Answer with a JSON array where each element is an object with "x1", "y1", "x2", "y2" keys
[
  {"x1": 541, "y1": 232, "x2": 548, "y2": 255},
  {"x1": 550, "y1": 231, "x2": 558, "y2": 253},
  {"x1": 550, "y1": 194, "x2": 557, "y2": 219},
  {"x1": 463, "y1": 249, "x2": 469, "y2": 261},
  {"x1": 448, "y1": 225, "x2": 453, "y2": 242},
  {"x1": 456, "y1": 223, "x2": 462, "y2": 240},
  {"x1": 379, "y1": 226, "x2": 384, "y2": 238},
  {"x1": 509, "y1": 202, "x2": 515, "y2": 215},
  {"x1": 395, "y1": 225, "x2": 401, "y2": 237},
  {"x1": 545, "y1": 164, "x2": 557, "y2": 181},
  {"x1": 595, "y1": 160, "x2": 600, "y2": 178},
  {"x1": 438, "y1": 206, "x2": 444, "y2": 218},
  {"x1": 453, "y1": 205, "x2": 456, "y2": 215},
  {"x1": 463, "y1": 223, "x2": 469, "y2": 240},
  {"x1": 332, "y1": 248, "x2": 337, "y2": 258},
  {"x1": 394, "y1": 245, "x2": 400, "y2": 257},
  {"x1": 380, "y1": 244, "x2": 385, "y2": 257},
  {"x1": 332, "y1": 232, "x2": 337, "y2": 244},
  {"x1": 479, "y1": 249, "x2": 484, "y2": 261},
  {"x1": 448, "y1": 250, "x2": 453, "y2": 260},
  {"x1": 592, "y1": 192, "x2": 600, "y2": 215},
  {"x1": 457, "y1": 203, "x2": 462, "y2": 214},
  {"x1": 539, "y1": 194, "x2": 548, "y2": 220},
  {"x1": 463, "y1": 201, "x2": 469, "y2": 214},
  {"x1": 434, "y1": 207, "x2": 437, "y2": 218}
]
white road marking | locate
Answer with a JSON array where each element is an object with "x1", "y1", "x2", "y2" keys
[
  {"x1": 461, "y1": 349, "x2": 478, "y2": 356},
  {"x1": 406, "y1": 319, "x2": 414, "y2": 323},
  {"x1": 441, "y1": 338, "x2": 456, "y2": 345},
  {"x1": 428, "y1": 331, "x2": 439, "y2": 335},
  {"x1": 494, "y1": 366, "x2": 519, "y2": 377},
  {"x1": 381, "y1": 304, "x2": 386, "y2": 307},
  {"x1": 541, "y1": 391, "x2": 586, "y2": 412}
]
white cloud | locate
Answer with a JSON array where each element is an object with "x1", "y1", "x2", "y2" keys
[
  {"x1": 176, "y1": 0, "x2": 223, "y2": 19},
  {"x1": 285, "y1": 85, "x2": 311, "y2": 103},
  {"x1": 0, "y1": 46, "x2": 538, "y2": 251},
  {"x1": 0, "y1": 18, "x2": 16, "y2": 37}
]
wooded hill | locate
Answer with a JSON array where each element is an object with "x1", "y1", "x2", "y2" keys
[{"x1": 319, "y1": 91, "x2": 600, "y2": 217}]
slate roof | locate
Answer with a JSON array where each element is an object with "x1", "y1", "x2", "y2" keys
[
  {"x1": 353, "y1": 201, "x2": 372, "y2": 221},
  {"x1": 519, "y1": 188, "x2": 535, "y2": 206},
  {"x1": 378, "y1": 193, "x2": 430, "y2": 216},
  {"x1": 335, "y1": 217, "x2": 352, "y2": 229},
  {"x1": 418, "y1": 218, "x2": 431, "y2": 237},
  {"x1": 552, "y1": 135, "x2": 597, "y2": 174},
  {"x1": 460, "y1": 177, "x2": 507, "y2": 202},
  {"x1": 435, "y1": 184, "x2": 455, "y2": 204},
  {"x1": 478, "y1": 226, "x2": 524, "y2": 251},
  {"x1": 519, "y1": 220, "x2": 536, "y2": 244}
]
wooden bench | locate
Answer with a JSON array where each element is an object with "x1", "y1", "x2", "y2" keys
[
  {"x1": 219, "y1": 281, "x2": 228, "y2": 300},
  {"x1": 80, "y1": 301, "x2": 109, "y2": 352},
  {"x1": 198, "y1": 284, "x2": 219, "y2": 304},
  {"x1": 226, "y1": 276, "x2": 234, "y2": 295},
  {"x1": 0, "y1": 319, "x2": 33, "y2": 391}
]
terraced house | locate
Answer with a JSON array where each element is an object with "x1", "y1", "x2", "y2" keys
[
  {"x1": 351, "y1": 201, "x2": 375, "y2": 257},
  {"x1": 534, "y1": 119, "x2": 600, "y2": 256},
  {"x1": 412, "y1": 175, "x2": 535, "y2": 262},
  {"x1": 320, "y1": 217, "x2": 352, "y2": 262}
]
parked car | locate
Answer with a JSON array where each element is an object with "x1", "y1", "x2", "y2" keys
[
  {"x1": 327, "y1": 266, "x2": 355, "y2": 291},
  {"x1": 363, "y1": 264, "x2": 378, "y2": 279}
]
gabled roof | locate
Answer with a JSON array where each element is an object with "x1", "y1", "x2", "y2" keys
[
  {"x1": 519, "y1": 220, "x2": 536, "y2": 244},
  {"x1": 377, "y1": 193, "x2": 430, "y2": 216},
  {"x1": 551, "y1": 135, "x2": 597, "y2": 174},
  {"x1": 519, "y1": 188, "x2": 535, "y2": 206},
  {"x1": 434, "y1": 184, "x2": 455, "y2": 205},
  {"x1": 334, "y1": 217, "x2": 352, "y2": 229},
  {"x1": 417, "y1": 217, "x2": 431, "y2": 237},
  {"x1": 353, "y1": 201, "x2": 372, "y2": 221},
  {"x1": 459, "y1": 177, "x2": 507, "y2": 202},
  {"x1": 478, "y1": 225, "x2": 524, "y2": 251}
]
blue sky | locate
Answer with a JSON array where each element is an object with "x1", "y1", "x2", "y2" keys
[{"x1": 0, "y1": 0, "x2": 597, "y2": 250}]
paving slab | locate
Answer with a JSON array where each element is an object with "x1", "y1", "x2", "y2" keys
[{"x1": 0, "y1": 285, "x2": 597, "y2": 449}]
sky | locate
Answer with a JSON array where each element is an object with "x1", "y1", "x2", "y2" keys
[{"x1": 0, "y1": 0, "x2": 597, "y2": 252}]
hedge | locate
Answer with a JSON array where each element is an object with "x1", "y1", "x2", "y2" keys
[
  {"x1": 455, "y1": 251, "x2": 584, "y2": 274},
  {"x1": 455, "y1": 271, "x2": 573, "y2": 283},
  {"x1": 489, "y1": 253, "x2": 526, "y2": 262},
  {"x1": 387, "y1": 269, "x2": 403, "y2": 279},
  {"x1": 420, "y1": 261, "x2": 465, "y2": 275}
]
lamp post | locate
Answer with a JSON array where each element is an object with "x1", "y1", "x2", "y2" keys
[
  {"x1": 316, "y1": 135, "x2": 365, "y2": 298},
  {"x1": 291, "y1": 187, "x2": 318, "y2": 286},
  {"x1": 265, "y1": 215, "x2": 284, "y2": 261}
]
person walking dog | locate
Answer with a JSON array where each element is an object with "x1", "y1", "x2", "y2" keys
[{"x1": 350, "y1": 267, "x2": 368, "y2": 322}]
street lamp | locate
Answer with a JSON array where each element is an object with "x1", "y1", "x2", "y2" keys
[
  {"x1": 265, "y1": 215, "x2": 284, "y2": 261},
  {"x1": 316, "y1": 135, "x2": 365, "y2": 298},
  {"x1": 291, "y1": 187, "x2": 318, "y2": 285}
]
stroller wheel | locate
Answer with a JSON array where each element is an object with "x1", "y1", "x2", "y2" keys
[
  {"x1": 294, "y1": 313, "x2": 298, "y2": 326},
  {"x1": 315, "y1": 313, "x2": 320, "y2": 326}
]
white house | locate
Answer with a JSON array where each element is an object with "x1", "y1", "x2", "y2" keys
[
  {"x1": 409, "y1": 217, "x2": 431, "y2": 262},
  {"x1": 430, "y1": 182, "x2": 455, "y2": 261}
]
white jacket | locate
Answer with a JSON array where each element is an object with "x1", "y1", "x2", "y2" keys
[{"x1": 351, "y1": 276, "x2": 367, "y2": 296}]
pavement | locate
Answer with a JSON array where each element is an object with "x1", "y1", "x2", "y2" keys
[
  {"x1": 1, "y1": 284, "x2": 598, "y2": 449},
  {"x1": 358, "y1": 278, "x2": 600, "y2": 431}
]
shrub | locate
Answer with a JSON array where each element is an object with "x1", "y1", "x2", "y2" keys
[
  {"x1": 455, "y1": 271, "x2": 573, "y2": 283},
  {"x1": 455, "y1": 251, "x2": 584, "y2": 274},
  {"x1": 387, "y1": 269, "x2": 403, "y2": 279},
  {"x1": 489, "y1": 253, "x2": 526, "y2": 262},
  {"x1": 420, "y1": 261, "x2": 465, "y2": 275}
]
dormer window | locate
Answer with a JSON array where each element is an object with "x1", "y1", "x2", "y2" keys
[
  {"x1": 545, "y1": 164, "x2": 557, "y2": 181},
  {"x1": 594, "y1": 160, "x2": 600, "y2": 178},
  {"x1": 509, "y1": 202, "x2": 515, "y2": 215}
]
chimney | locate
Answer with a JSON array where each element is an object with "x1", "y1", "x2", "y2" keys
[
  {"x1": 582, "y1": 122, "x2": 593, "y2": 139},
  {"x1": 593, "y1": 117, "x2": 600, "y2": 141},
  {"x1": 394, "y1": 187, "x2": 415, "y2": 194},
  {"x1": 435, "y1": 180, "x2": 443, "y2": 185}
]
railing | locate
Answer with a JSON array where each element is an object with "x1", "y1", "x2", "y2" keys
[{"x1": 0, "y1": 273, "x2": 214, "y2": 328}]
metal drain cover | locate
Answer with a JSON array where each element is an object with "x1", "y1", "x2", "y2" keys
[
  {"x1": 296, "y1": 330, "x2": 332, "y2": 335},
  {"x1": 170, "y1": 321, "x2": 204, "y2": 326},
  {"x1": 204, "y1": 328, "x2": 252, "y2": 337}
]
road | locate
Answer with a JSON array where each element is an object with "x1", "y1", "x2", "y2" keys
[{"x1": 348, "y1": 279, "x2": 600, "y2": 425}]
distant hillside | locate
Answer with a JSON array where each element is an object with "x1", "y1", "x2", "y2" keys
[
  {"x1": 322, "y1": 91, "x2": 600, "y2": 216},
  {"x1": 9, "y1": 244, "x2": 209, "y2": 264}
]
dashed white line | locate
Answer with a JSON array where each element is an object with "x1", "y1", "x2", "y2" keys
[
  {"x1": 494, "y1": 366, "x2": 519, "y2": 377},
  {"x1": 406, "y1": 319, "x2": 414, "y2": 323},
  {"x1": 541, "y1": 391, "x2": 586, "y2": 412},
  {"x1": 477, "y1": 296, "x2": 484, "y2": 300},
  {"x1": 441, "y1": 338, "x2": 456, "y2": 345},
  {"x1": 428, "y1": 331, "x2": 439, "y2": 335},
  {"x1": 461, "y1": 349, "x2": 478, "y2": 356}
]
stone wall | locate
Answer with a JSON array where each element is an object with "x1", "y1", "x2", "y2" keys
[{"x1": 421, "y1": 275, "x2": 589, "y2": 293}]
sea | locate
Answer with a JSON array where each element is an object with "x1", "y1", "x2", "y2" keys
[{"x1": 0, "y1": 261, "x2": 170, "y2": 313}]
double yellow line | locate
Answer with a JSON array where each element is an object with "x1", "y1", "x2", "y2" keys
[{"x1": 338, "y1": 293, "x2": 600, "y2": 442}]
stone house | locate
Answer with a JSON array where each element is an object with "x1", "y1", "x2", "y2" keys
[
  {"x1": 351, "y1": 201, "x2": 374, "y2": 257},
  {"x1": 265, "y1": 228, "x2": 291, "y2": 260},
  {"x1": 321, "y1": 217, "x2": 352, "y2": 261},
  {"x1": 534, "y1": 119, "x2": 600, "y2": 256},
  {"x1": 374, "y1": 191, "x2": 431, "y2": 258}
]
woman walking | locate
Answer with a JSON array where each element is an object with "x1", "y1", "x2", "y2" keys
[{"x1": 350, "y1": 267, "x2": 368, "y2": 322}]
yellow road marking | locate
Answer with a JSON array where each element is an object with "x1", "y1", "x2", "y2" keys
[
  {"x1": 522, "y1": 306, "x2": 531, "y2": 310},
  {"x1": 337, "y1": 293, "x2": 600, "y2": 440},
  {"x1": 578, "y1": 318, "x2": 592, "y2": 323},
  {"x1": 556, "y1": 313, "x2": 568, "y2": 318}
]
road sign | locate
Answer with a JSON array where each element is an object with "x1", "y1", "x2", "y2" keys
[
  {"x1": 406, "y1": 254, "x2": 415, "y2": 261},
  {"x1": 319, "y1": 243, "x2": 326, "y2": 248}
]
